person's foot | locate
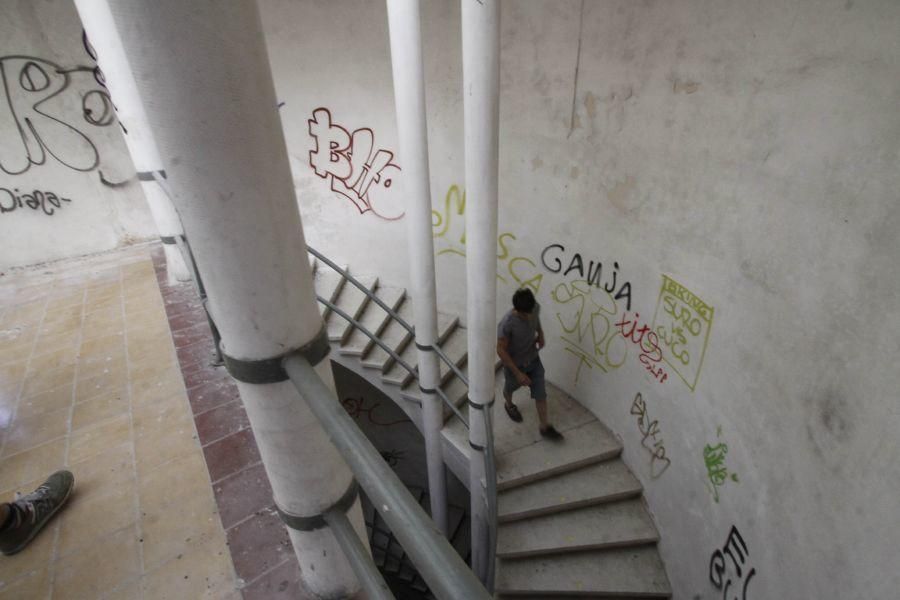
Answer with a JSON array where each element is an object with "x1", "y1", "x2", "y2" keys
[
  {"x1": 504, "y1": 402, "x2": 523, "y2": 423},
  {"x1": 0, "y1": 470, "x2": 75, "y2": 556},
  {"x1": 540, "y1": 425, "x2": 564, "y2": 441}
]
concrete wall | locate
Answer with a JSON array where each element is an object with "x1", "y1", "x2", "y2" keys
[
  {"x1": 0, "y1": 0, "x2": 155, "y2": 270},
  {"x1": 261, "y1": 1, "x2": 900, "y2": 598}
]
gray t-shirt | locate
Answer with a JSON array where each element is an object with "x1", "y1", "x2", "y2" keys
[{"x1": 497, "y1": 304, "x2": 542, "y2": 368}]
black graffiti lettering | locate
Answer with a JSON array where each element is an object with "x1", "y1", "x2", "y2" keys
[
  {"x1": 0, "y1": 55, "x2": 113, "y2": 175},
  {"x1": 614, "y1": 281, "x2": 632, "y2": 311},
  {"x1": 540, "y1": 243, "x2": 564, "y2": 273},
  {"x1": 563, "y1": 252, "x2": 584, "y2": 277},
  {"x1": 709, "y1": 525, "x2": 756, "y2": 600},
  {"x1": 0, "y1": 187, "x2": 73, "y2": 217}
]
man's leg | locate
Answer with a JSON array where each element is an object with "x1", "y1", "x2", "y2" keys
[
  {"x1": 502, "y1": 368, "x2": 523, "y2": 422},
  {"x1": 530, "y1": 360, "x2": 562, "y2": 440}
]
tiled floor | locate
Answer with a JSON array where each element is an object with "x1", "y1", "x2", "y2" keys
[{"x1": 0, "y1": 246, "x2": 239, "y2": 599}]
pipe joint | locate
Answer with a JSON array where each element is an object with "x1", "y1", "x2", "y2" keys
[
  {"x1": 223, "y1": 326, "x2": 330, "y2": 384},
  {"x1": 276, "y1": 481, "x2": 359, "y2": 532}
]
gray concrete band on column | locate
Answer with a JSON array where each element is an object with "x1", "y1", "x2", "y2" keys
[
  {"x1": 221, "y1": 326, "x2": 331, "y2": 384},
  {"x1": 277, "y1": 481, "x2": 359, "y2": 532}
]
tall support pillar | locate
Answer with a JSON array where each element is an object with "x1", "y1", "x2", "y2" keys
[
  {"x1": 106, "y1": 1, "x2": 364, "y2": 597},
  {"x1": 462, "y1": 0, "x2": 501, "y2": 585},
  {"x1": 72, "y1": 0, "x2": 190, "y2": 285},
  {"x1": 385, "y1": 0, "x2": 448, "y2": 537}
]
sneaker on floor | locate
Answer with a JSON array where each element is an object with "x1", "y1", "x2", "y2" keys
[
  {"x1": 540, "y1": 425, "x2": 564, "y2": 441},
  {"x1": 0, "y1": 470, "x2": 75, "y2": 556}
]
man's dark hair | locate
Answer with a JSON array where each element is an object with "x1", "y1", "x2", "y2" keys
[{"x1": 512, "y1": 288, "x2": 536, "y2": 313}]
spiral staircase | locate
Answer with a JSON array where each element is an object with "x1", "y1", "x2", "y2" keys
[{"x1": 311, "y1": 253, "x2": 672, "y2": 598}]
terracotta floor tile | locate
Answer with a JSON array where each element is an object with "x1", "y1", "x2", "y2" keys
[
  {"x1": 188, "y1": 376, "x2": 240, "y2": 416},
  {"x1": 2, "y1": 405, "x2": 69, "y2": 457},
  {"x1": 0, "y1": 437, "x2": 66, "y2": 489},
  {"x1": 15, "y1": 384, "x2": 73, "y2": 420},
  {"x1": 56, "y1": 479, "x2": 139, "y2": 557},
  {"x1": 241, "y1": 557, "x2": 308, "y2": 600},
  {"x1": 195, "y1": 401, "x2": 250, "y2": 446},
  {"x1": 176, "y1": 337, "x2": 218, "y2": 370},
  {"x1": 212, "y1": 463, "x2": 272, "y2": 529},
  {"x1": 71, "y1": 388, "x2": 129, "y2": 431},
  {"x1": 203, "y1": 428, "x2": 261, "y2": 484},
  {"x1": 52, "y1": 527, "x2": 141, "y2": 600},
  {"x1": 0, "y1": 519, "x2": 57, "y2": 586},
  {"x1": 171, "y1": 321, "x2": 213, "y2": 350},
  {"x1": 168, "y1": 305, "x2": 209, "y2": 333},
  {"x1": 68, "y1": 415, "x2": 133, "y2": 463},
  {"x1": 0, "y1": 566, "x2": 51, "y2": 600},
  {"x1": 140, "y1": 535, "x2": 237, "y2": 599},
  {"x1": 227, "y1": 507, "x2": 293, "y2": 583},
  {"x1": 181, "y1": 361, "x2": 230, "y2": 392}
]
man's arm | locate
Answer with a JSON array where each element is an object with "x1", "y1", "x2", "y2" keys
[{"x1": 497, "y1": 336, "x2": 531, "y2": 386}]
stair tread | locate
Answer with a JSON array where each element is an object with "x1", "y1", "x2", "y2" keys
[
  {"x1": 339, "y1": 286, "x2": 406, "y2": 356},
  {"x1": 361, "y1": 299, "x2": 415, "y2": 370},
  {"x1": 381, "y1": 312, "x2": 459, "y2": 385},
  {"x1": 496, "y1": 546, "x2": 671, "y2": 596},
  {"x1": 435, "y1": 325, "x2": 468, "y2": 383},
  {"x1": 497, "y1": 499, "x2": 658, "y2": 558},
  {"x1": 496, "y1": 419, "x2": 622, "y2": 491},
  {"x1": 498, "y1": 459, "x2": 643, "y2": 522},
  {"x1": 326, "y1": 275, "x2": 378, "y2": 342},
  {"x1": 313, "y1": 266, "x2": 347, "y2": 316}
]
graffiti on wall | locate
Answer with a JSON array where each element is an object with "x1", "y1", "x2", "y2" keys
[
  {"x1": 0, "y1": 187, "x2": 72, "y2": 216},
  {"x1": 0, "y1": 54, "x2": 116, "y2": 176},
  {"x1": 308, "y1": 107, "x2": 404, "y2": 220},
  {"x1": 541, "y1": 243, "x2": 632, "y2": 311},
  {"x1": 551, "y1": 280, "x2": 628, "y2": 382},
  {"x1": 615, "y1": 312, "x2": 669, "y2": 384},
  {"x1": 630, "y1": 393, "x2": 671, "y2": 478},
  {"x1": 432, "y1": 184, "x2": 543, "y2": 293},
  {"x1": 709, "y1": 525, "x2": 757, "y2": 600},
  {"x1": 704, "y1": 426, "x2": 739, "y2": 503},
  {"x1": 651, "y1": 275, "x2": 714, "y2": 391},
  {"x1": 342, "y1": 396, "x2": 411, "y2": 428}
]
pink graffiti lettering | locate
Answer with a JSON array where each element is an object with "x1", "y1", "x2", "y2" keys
[{"x1": 308, "y1": 107, "x2": 403, "y2": 220}]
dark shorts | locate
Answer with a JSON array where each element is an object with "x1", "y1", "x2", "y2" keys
[{"x1": 503, "y1": 357, "x2": 547, "y2": 400}]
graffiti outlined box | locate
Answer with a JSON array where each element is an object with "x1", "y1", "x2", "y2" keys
[{"x1": 651, "y1": 275, "x2": 713, "y2": 391}]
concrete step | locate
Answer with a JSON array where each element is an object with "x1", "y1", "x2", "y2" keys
[
  {"x1": 497, "y1": 499, "x2": 658, "y2": 558},
  {"x1": 380, "y1": 312, "x2": 459, "y2": 386},
  {"x1": 496, "y1": 546, "x2": 671, "y2": 597},
  {"x1": 381, "y1": 336, "x2": 418, "y2": 387},
  {"x1": 361, "y1": 298, "x2": 415, "y2": 371},
  {"x1": 339, "y1": 286, "x2": 405, "y2": 356},
  {"x1": 435, "y1": 324, "x2": 467, "y2": 384},
  {"x1": 498, "y1": 459, "x2": 643, "y2": 523},
  {"x1": 496, "y1": 420, "x2": 622, "y2": 492},
  {"x1": 326, "y1": 275, "x2": 378, "y2": 343},
  {"x1": 313, "y1": 265, "x2": 347, "y2": 318}
]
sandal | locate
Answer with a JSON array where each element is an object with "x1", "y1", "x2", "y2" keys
[
  {"x1": 540, "y1": 425, "x2": 564, "y2": 441},
  {"x1": 504, "y1": 402, "x2": 523, "y2": 423}
]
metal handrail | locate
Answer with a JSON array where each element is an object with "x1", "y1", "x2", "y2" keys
[
  {"x1": 307, "y1": 246, "x2": 498, "y2": 592},
  {"x1": 284, "y1": 355, "x2": 492, "y2": 600}
]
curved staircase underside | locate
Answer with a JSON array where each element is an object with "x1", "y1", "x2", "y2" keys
[{"x1": 311, "y1": 257, "x2": 672, "y2": 598}]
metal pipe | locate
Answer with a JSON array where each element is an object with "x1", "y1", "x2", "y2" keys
[
  {"x1": 386, "y1": 0, "x2": 448, "y2": 536},
  {"x1": 71, "y1": 0, "x2": 191, "y2": 285},
  {"x1": 324, "y1": 510, "x2": 395, "y2": 600},
  {"x1": 107, "y1": 1, "x2": 364, "y2": 596},
  {"x1": 284, "y1": 354, "x2": 492, "y2": 600},
  {"x1": 462, "y1": 0, "x2": 501, "y2": 586}
]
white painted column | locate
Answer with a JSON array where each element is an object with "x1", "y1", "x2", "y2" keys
[
  {"x1": 72, "y1": 0, "x2": 190, "y2": 285},
  {"x1": 385, "y1": 0, "x2": 448, "y2": 537},
  {"x1": 105, "y1": 1, "x2": 363, "y2": 597},
  {"x1": 462, "y1": 0, "x2": 501, "y2": 584}
]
